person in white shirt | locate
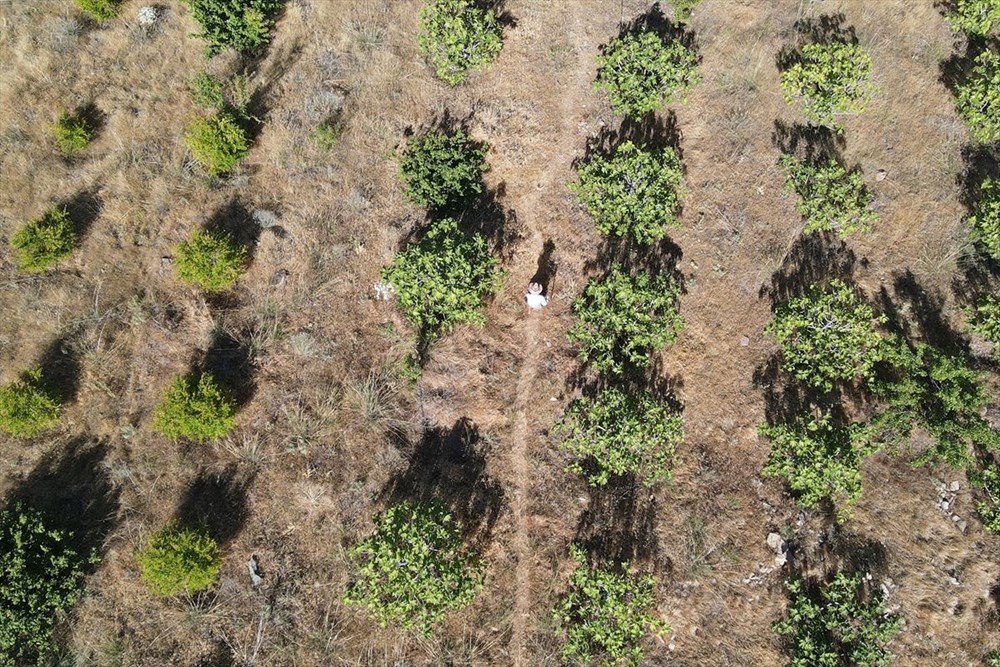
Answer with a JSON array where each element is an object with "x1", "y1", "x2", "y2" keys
[{"x1": 525, "y1": 282, "x2": 549, "y2": 310}]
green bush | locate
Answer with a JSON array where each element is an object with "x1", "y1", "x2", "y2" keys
[
  {"x1": 780, "y1": 41, "x2": 875, "y2": 127},
  {"x1": 0, "y1": 368, "x2": 61, "y2": 438},
  {"x1": 181, "y1": 0, "x2": 284, "y2": 55},
  {"x1": 75, "y1": 0, "x2": 122, "y2": 21},
  {"x1": 946, "y1": 0, "x2": 1000, "y2": 35},
  {"x1": 51, "y1": 112, "x2": 92, "y2": 155},
  {"x1": 554, "y1": 545, "x2": 668, "y2": 667},
  {"x1": 152, "y1": 373, "x2": 236, "y2": 442},
  {"x1": 779, "y1": 154, "x2": 877, "y2": 237},
  {"x1": 11, "y1": 207, "x2": 77, "y2": 273},
  {"x1": 956, "y1": 49, "x2": 1000, "y2": 143},
  {"x1": 968, "y1": 293, "x2": 1000, "y2": 351},
  {"x1": 669, "y1": 0, "x2": 702, "y2": 22},
  {"x1": 0, "y1": 502, "x2": 92, "y2": 667},
  {"x1": 189, "y1": 71, "x2": 225, "y2": 109},
  {"x1": 594, "y1": 30, "x2": 700, "y2": 119},
  {"x1": 381, "y1": 217, "x2": 502, "y2": 342},
  {"x1": 398, "y1": 128, "x2": 489, "y2": 210},
  {"x1": 968, "y1": 178, "x2": 1000, "y2": 260},
  {"x1": 174, "y1": 229, "x2": 247, "y2": 291},
  {"x1": 137, "y1": 523, "x2": 221, "y2": 596},
  {"x1": 417, "y1": 0, "x2": 503, "y2": 85},
  {"x1": 344, "y1": 502, "x2": 484, "y2": 634},
  {"x1": 184, "y1": 112, "x2": 250, "y2": 175},
  {"x1": 568, "y1": 264, "x2": 684, "y2": 376},
  {"x1": 569, "y1": 141, "x2": 684, "y2": 244},
  {"x1": 988, "y1": 650, "x2": 1000, "y2": 667},
  {"x1": 970, "y1": 461, "x2": 1000, "y2": 533},
  {"x1": 760, "y1": 411, "x2": 879, "y2": 519},
  {"x1": 767, "y1": 280, "x2": 886, "y2": 392},
  {"x1": 774, "y1": 572, "x2": 901, "y2": 667},
  {"x1": 556, "y1": 387, "x2": 683, "y2": 487}
]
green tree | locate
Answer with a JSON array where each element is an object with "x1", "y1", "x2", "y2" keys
[
  {"x1": 51, "y1": 111, "x2": 92, "y2": 155},
  {"x1": 152, "y1": 373, "x2": 236, "y2": 442},
  {"x1": 174, "y1": 229, "x2": 247, "y2": 291},
  {"x1": 594, "y1": 30, "x2": 700, "y2": 119},
  {"x1": 344, "y1": 502, "x2": 484, "y2": 635},
  {"x1": 774, "y1": 573, "x2": 901, "y2": 667},
  {"x1": 780, "y1": 41, "x2": 875, "y2": 127},
  {"x1": 184, "y1": 111, "x2": 250, "y2": 175},
  {"x1": 956, "y1": 49, "x2": 1000, "y2": 143},
  {"x1": 11, "y1": 207, "x2": 77, "y2": 273},
  {"x1": 137, "y1": 523, "x2": 221, "y2": 596},
  {"x1": 398, "y1": 128, "x2": 489, "y2": 210},
  {"x1": 75, "y1": 0, "x2": 122, "y2": 20},
  {"x1": 181, "y1": 0, "x2": 285, "y2": 55},
  {"x1": 968, "y1": 178, "x2": 1000, "y2": 260},
  {"x1": 767, "y1": 280, "x2": 886, "y2": 392},
  {"x1": 556, "y1": 387, "x2": 683, "y2": 487},
  {"x1": 417, "y1": 0, "x2": 503, "y2": 85},
  {"x1": 568, "y1": 264, "x2": 683, "y2": 376},
  {"x1": 554, "y1": 545, "x2": 668, "y2": 667},
  {"x1": 760, "y1": 411, "x2": 879, "y2": 519},
  {"x1": 0, "y1": 502, "x2": 93, "y2": 667},
  {"x1": 779, "y1": 154, "x2": 878, "y2": 237},
  {"x1": 946, "y1": 0, "x2": 1000, "y2": 35},
  {"x1": 0, "y1": 368, "x2": 61, "y2": 438},
  {"x1": 569, "y1": 141, "x2": 684, "y2": 244},
  {"x1": 381, "y1": 217, "x2": 503, "y2": 342}
]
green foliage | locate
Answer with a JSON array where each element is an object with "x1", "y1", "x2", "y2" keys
[
  {"x1": 75, "y1": 0, "x2": 122, "y2": 21},
  {"x1": 780, "y1": 41, "x2": 875, "y2": 127},
  {"x1": 381, "y1": 217, "x2": 502, "y2": 342},
  {"x1": 774, "y1": 572, "x2": 901, "y2": 667},
  {"x1": 0, "y1": 368, "x2": 61, "y2": 438},
  {"x1": 669, "y1": 0, "x2": 702, "y2": 22},
  {"x1": 151, "y1": 373, "x2": 236, "y2": 442},
  {"x1": 137, "y1": 523, "x2": 221, "y2": 596},
  {"x1": 968, "y1": 293, "x2": 1000, "y2": 351},
  {"x1": 956, "y1": 49, "x2": 1000, "y2": 143},
  {"x1": 417, "y1": 0, "x2": 503, "y2": 85},
  {"x1": 568, "y1": 264, "x2": 684, "y2": 375},
  {"x1": 969, "y1": 178, "x2": 1000, "y2": 260},
  {"x1": 767, "y1": 280, "x2": 886, "y2": 392},
  {"x1": 970, "y1": 460, "x2": 1000, "y2": 533},
  {"x1": 779, "y1": 154, "x2": 878, "y2": 237},
  {"x1": 189, "y1": 71, "x2": 225, "y2": 109},
  {"x1": 10, "y1": 207, "x2": 77, "y2": 273},
  {"x1": 0, "y1": 503, "x2": 92, "y2": 667},
  {"x1": 594, "y1": 30, "x2": 701, "y2": 119},
  {"x1": 313, "y1": 114, "x2": 345, "y2": 150},
  {"x1": 51, "y1": 112, "x2": 92, "y2": 155},
  {"x1": 988, "y1": 649, "x2": 1000, "y2": 667},
  {"x1": 344, "y1": 502, "x2": 484, "y2": 635},
  {"x1": 760, "y1": 411, "x2": 879, "y2": 519},
  {"x1": 569, "y1": 141, "x2": 684, "y2": 244},
  {"x1": 398, "y1": 128, "x2": 488, "y2": 211},
  {"x1": 174, "y1": 229, "x2": 247, "y2": 291},
  {"x1": 556, "y1": 387, "x2": 683, "y2": 487},
  {"x1": 554, "y1": 545, "x2": 668, "y2": 667},
  {"x1": 183, "y1": 111, "x2": 250, "y2": 175},
  {"x1": 946, "y1": 0, "x2": 1000, "y2": 35},
  {"x1": 181, "y1": 0, "x2": 284, "y2": 55}
]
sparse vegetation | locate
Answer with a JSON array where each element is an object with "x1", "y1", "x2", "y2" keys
[
  {"x1": 398, "y1": 128, "x2": 488, "y2": 211},
  {"x1": 344, "y1": 502, "x2": 484, "y2": 635},
  {"x1": 180, "y1": 0, "x2": 285, "y2": 55},
  {"x1": 0, "y1": 368, "x2": 61, "y2": 438},
  {"x1": 968, "y1": 178, "x2": 1000, "y2": 260},
  {"x1": 970, "y1": 460, "x2": 1000, "y2": 533},
  {"x1": 51, "y1": 111, "x2": 92, "y2": 155},
  {"x1": 174, "y1": 229, "x2": 247, "y2": 291},
  {"x1": 780, "y1": 40, "x2": 875, "y2": 127},
  {"x1": 594, "y1": 29, "x2": 701, "y2": 118},
  {"x1": 10, "y1": 207, "x2": 77, "y2": 273},
  {"x1": 188, "y1": 71, "x2": 225, "y2": 109},
  {"x1": 968, "y1": 293, "x2": 1000, "y2": 351},
  {"x1": 417, "y1": 0, "x2": 504, "y2": 85},
  {"x1": 779, "y1": 154, "x2": 878, "y2": 237},
  {"x1": 946, "y1": 0, "x2": 1000, "y2": 35},
  {"x1": 151, "y1": 372, "x2": 236, "y2": 442},
  {"x1": 570, "y1": 141, "x2": 684, "y2": 244},
  {"x1": 184, "y1": 111, "x2": 251, "y2": 175},
  {"x1": 75, "y1": 0, "x2": 123, "y2": 21},
  {"x1": 137, "y1": 523, "x2": 222, "y2": 596},
  {"x1": 956, "y1": 49, "x2": 1000, "y2": 143},
  {"x1": 669, "y1": 0, "x2": 702, "y2": 22}
]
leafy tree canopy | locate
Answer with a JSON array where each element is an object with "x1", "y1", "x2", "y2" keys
[
  {"x1": 780, "y1": 40, "x2": 875, "y2": 128},
  {"x1": 174, "y1": 229, "x2": 247, "y2": 291},
  {"x1": 779, "y1": 154, "x2": 877, "y2": 238},
  {"x1": 0, "y1": 368, "x2": 61, "y2": 438},
  {"x1": 152, "y1": 373, "x2": 236, "y2": 442},
  {"x1": 11, "y1": 207, "x2": 77, "y2": 274},
  {"x1": 398, "y1": 128, "x2": 488, "y2": 211},
  {"x1": 417, "y1": 0, "x2": 503, "y2": 85},
  {"x1": 181, "y1": 0, "x2": 285, "y2": 55},
  {"x1": 946, "y1": 0, "x2": 1000, "y2": 35},
  {"x1": 956, "y1": 49, "x2": 1000, "y2": 143}
]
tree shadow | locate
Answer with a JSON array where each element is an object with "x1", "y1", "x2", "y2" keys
[
  {"x1": 36, "y1": 333, "x2": 82, "y2": 405},
  {"x1": 194, "y1": 641, "x2": 235, "y2": 667},
  {"x1": 939, "y1": 33, "x2": 998, "y2": 100},
  {"x1": 379, "y1": 417, "x2": 505, "y2": 548},
  {"x1": 529, "y1": 239, "x2": 557, "y2": 295},
  {"x1": 576, "y1": 110, "x2": 683, "y2": 163},
  {"x1": 196, "y1": 328, "x2": 257, "y2": 410},
  {"x1": 887, "y1": 269, "x2": 968, "y2": 355},
  {"x1": 204, "y1": 199, "x2": 262, "y2": 265},
  {"x1": 482, "y1": 0, "x2": 517, "y2": 29},
  {"x1": 175, "y1": 464, "x2": 254, "y2": 547},
  {"x1": 619, "y1": 2, "x2": 696, "y2": 52},
  {"x1": 457, "y1": 181, "x2": 522, "y2": 260},
  {"x1": 61, "y1": 187, "x2": 103, "y2": 244},
  {"x1": 758, "y1": 231, "x2": 861, "y2": 306},
  {"x1": 777, "y1": 13, "x2": 858, "y2": 71},
  {"x1": 772, "y1": 119, "x2": 846, "y2": 165},
  {"x1": 794, "y1": 529, "x2": 889, "y2": 580},
  {"x1": 573, "y1": 474, "x2": 661, "y2": 568},
  {"x1": 752, "y1": 355, "x2": 852, "y2": 427}
]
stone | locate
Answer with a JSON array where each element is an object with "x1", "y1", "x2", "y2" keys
[
  {"x1": 247, "y1": 554, "x2": 263, "y2": 588},
  {"x1": 740, "y1": 335, "x2": 750, "y2": 347},
  {"x1": 271, "y1": 269, "x2": 290, "y2": 287},
  {"x1": 875, "y1": 169, "x2": 887, "y2": 182},
  {"x1": 950, "y1": 481, "x2": 960, "y2": 492}
]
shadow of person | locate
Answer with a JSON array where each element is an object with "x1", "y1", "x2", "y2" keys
[{"x1": 529, "y1": 239, "x2": 557, "y2": 296}]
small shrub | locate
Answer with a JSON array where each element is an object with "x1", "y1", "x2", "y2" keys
[
  {"x1": 181, "y1": 0, "x2": 285, "y2": 55},
  {"x1": 137, "y1": 523, "x2": 221, "y2": 596},
  {"x1": 75, "y1": 0, "x2": 122, "y2": 21},
  {"x1": 344, "y1": 502, "x2": 484, "y2": 634},
  {"x1": 760, "y1": 411, "x2": 879, "y2": 519},
  {"x1": 313, "y1": 114, "x2": 345, "y2": 150},
  {"x1": 556, "y1": 387, "x2": 683, "y2": 487},
  {"x1": 968, "y1": 293, "x2": 1000, "y2": 351},
  {"x1": 152, "y1": 372, "x2": 236, "y2": 442},
  {"x1": 669, "y1": 0, "x2": 702, "y2": 22},
  {"x1": 0, "y1": 503, "x2": 93, "y2": 666},
  {"x1": 0, "y1": 368, "x2": 61, "y2": 438},
  {"x1": 946, "y1": 0, "x2": 1000, "y2": 35},
  {"x1": 51, "y1": 112, "x2": 92, "y2": 155},
  {"x1": 594, "y1": 30, "x2": 701, "y2": 119},
  {"x1": 174, "y1": 229, "x2": 247, "y2": 291},
  {"x1": 10, "y1": 207, "x2": 77, "y2": 273},
  {"x1": 956, "y1": 49, "x2": 1000, "y2": 143},
  {"x1": 568, "y1": 264, "x2": 684, "y2": 375},
  {"x1": 569, "y1": 141, "x2": 684, "y2": 244},
  {"x1": 767, "y1": 279, "x2": 886, "y2": 392},
  {"x1": 417, "y1": 0, "x2": 503, "y2": 85},
  {"x1": 184, "y1": 112, "x2": 250, "y2": 175},
  {"x1": 381, "y1": 217, "x2": 502, "y2": 342},
  {"x1": 554, "y1": 545, "x2": 668, "y2": 667},
  {"x1": 780, "y1": 41, "x2": 875, "y2": 127},
  {"x1": 779, "y1": 154, "x2": 877, "y2": 237},
  {"x1": 970, "y1": 460, "x2": 1000, "y2": 533},
  {"x1": 189, "y1": 71, "x2": 225, "y2": 109},
  {"x1": 398, "y1": 128, "x2": 488, "y2": 211},
  {"x1": 968, "y1": 178, "x2": 1000, "y2": 260}
]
